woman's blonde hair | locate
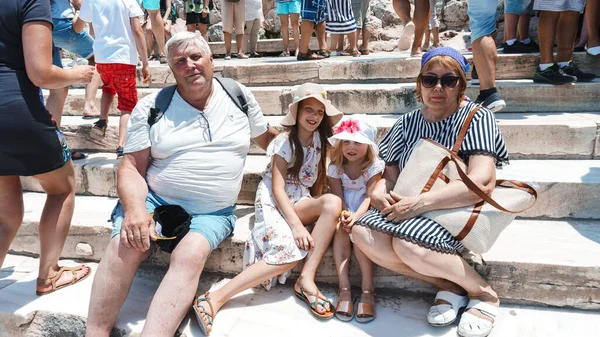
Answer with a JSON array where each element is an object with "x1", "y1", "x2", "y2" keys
[
  {"x1": 415, "y1": 55, "x2": 467, "y2": 104},
  {"x1": 329, "y1": 141, "x2": 376, "y2": 175}
]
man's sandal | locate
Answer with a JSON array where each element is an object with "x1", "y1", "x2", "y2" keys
[
  {"x1": 355, "y1": 289, "x2": 376, "y2": 323},
  {"x1": 35, "y1": 264, "x2": 91, "y2": 296},
  {"x1": 334, "y1": 287, "x2": 354, "y2": 322},
  {"x1": 457, "y1": 299, "x2": 498, "y2": 337},
  {"x1": 193, "y1": 292, "x2": 216, "y2": 336},
  {"x1": 294, "y1": 284, "x2": 334, "y2": 319},
  {"x1": 427, "y1": 290, "x2": 469, "y2": 326},
  {"x1": 297, "y1": 51, "x2": 324, "y2": 61}
]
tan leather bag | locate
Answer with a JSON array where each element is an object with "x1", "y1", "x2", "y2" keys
[{"x1": 392, "y1": 106, "x2": 538, "y2": 254}]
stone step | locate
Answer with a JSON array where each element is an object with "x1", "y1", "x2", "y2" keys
[
  {"x1": 51, "y1": 80, "x2": 600, "y2": 117},
  {"x1": 59, "y1": 113, "x2": 600, "y2": 160},
  {"x1": 208, "y1": 37, "x2": 323, "y2": 56},
  {"x1": 125, "y1": 52, "x2": 600, "y2": 87},
  {"x1": 10, "y1": 193, "x2": 600, "y2": 310},
  {"x1": 19, "y1": 158, "x2": 600, "y2": 219},
  {"x1": 3, "y1": 257, "x2": 600, "y2": 337}
]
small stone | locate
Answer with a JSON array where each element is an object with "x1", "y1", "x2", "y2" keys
[{"x1": 75, "y1": 243, "x2": 93, "y2": 257}]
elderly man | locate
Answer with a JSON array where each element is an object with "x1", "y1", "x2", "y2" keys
[{"x1": 85, "y1": 31, "x2": 278, "y2": 336}]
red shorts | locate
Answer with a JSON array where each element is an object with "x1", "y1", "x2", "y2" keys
[{"x1": 96, "y1": 63, "x2": 138, "y2": 112}]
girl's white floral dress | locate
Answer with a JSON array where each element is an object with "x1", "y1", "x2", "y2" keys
[
  {"x1": 243, "y1": 132, "x2": 322, "y2": 290},
  {"x1": 327, "y1": 159, "x2": 385, "y2": 212}
]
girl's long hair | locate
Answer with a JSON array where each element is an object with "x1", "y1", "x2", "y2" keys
[
  {"x1": 329, "y1": 141, "x2": 376, "y2": 175},
  {"x1": 286, "y1": 101, "x2": 334, "y2": 189}
]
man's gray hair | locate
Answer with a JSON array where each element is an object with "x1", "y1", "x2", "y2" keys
[{"x1": 165, "y1": 32, "x2": 212, "y2": 64}]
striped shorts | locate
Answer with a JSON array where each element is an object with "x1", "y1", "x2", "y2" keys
[{"x1": 533, "y1": 0, "x2": 586, "y2": 12}]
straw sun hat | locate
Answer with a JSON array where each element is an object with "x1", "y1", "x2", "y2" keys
[{"x1": 280, "y1": 83, "x2": 344, "y2": 126}]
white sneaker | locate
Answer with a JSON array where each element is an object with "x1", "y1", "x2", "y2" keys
[
  {"x1": 224, "y1": 53, "x2": 232, "y2": 60},
  {"x1": 398, "y1": 21, "x2": 415, "y2": 51},
  {"x1": 66, "y1": 56, "x2": 88, "y2": 67}
]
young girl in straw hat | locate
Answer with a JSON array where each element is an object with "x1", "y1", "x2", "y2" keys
[
  {"x1": 193, "y1": 83, "x2": 344, "y2": 334},
  {"x1": 327, "y1": 115, "x2": 384, "y2": 323}
]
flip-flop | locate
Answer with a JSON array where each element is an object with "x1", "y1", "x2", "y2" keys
[
  {"x1": 81, "y1": 115, "x2": 100, "y2": 120},
  {"x1": 36, "y1": 264, "x2": 91, "y2": 296},
  {"x1": 294, "y1": 284, "x2": 334, "y2": 319},
  {"x1": 193, "y1": 292, "x2": 215, "y2": 336}
]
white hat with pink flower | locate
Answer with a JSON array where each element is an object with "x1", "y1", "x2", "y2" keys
[{"x1": 327, "y1": 114, "x2": 379, "y2": 155}]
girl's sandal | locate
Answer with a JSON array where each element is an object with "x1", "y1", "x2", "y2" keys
[
  {"x1": 294, "y1": 284, "x2": 334, "y2": 319},
  {"x1": 334, "y1": 287, "x2": 355, "y2": 322},
  {"x1": 355, "y1": 289, "x2": 376, "y2": 323},
  {"x1": 36, "y1": 264, "x2": 91, "y2": 296},
  {"x1": 193, "y1": 292, "x2": 216, "y2": 336}
]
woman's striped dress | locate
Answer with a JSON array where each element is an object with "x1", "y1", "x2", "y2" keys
[
  {"x1": 355, "y1": 103, "x2": 509, "y2": 254},
  {"x1": 325, "y1": 0, "x2": 356, "y2": 34}
]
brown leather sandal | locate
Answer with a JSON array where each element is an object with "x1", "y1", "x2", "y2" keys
[
  {"x1": 297, "y1": 50, "x2": 324, "y2": 61},
  {"x1": 355, "y1": 289, "x2": 376, "y2": 323},
  {"x1": 334, "y1": 287, "x2": 355, "y2": 322},
  {"x1": 36, "y1": 264, "x2": 91, "y2": 296}
]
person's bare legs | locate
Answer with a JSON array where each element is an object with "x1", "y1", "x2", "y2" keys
[
  {"x1": 432, "y1": 27, "x2": 440, "y2": 47},
  {"x1": 224, "y1": 32, "x2": 233, "y2": 55},
  {"x1": 299, "y1": 20, "x2": 315, "y2": 54},
  {"x1": 411, "y1": 0, "x2": 430, "y2": 55},
  {"x1": 141, "y1": 233, "x2": 212, "y2": 336},
  {"x1": 0, "y1": 176, "x2": 24, "y2": 268},
  {"x1": 86, "y1": 237, "x2": 150, "y2": 337},
  {"x1": 423, "y1": 29, "x2": 431, "y2": 49},
  {"x1": 333, "y1": 225, "x2": 352, "y2": 303},
  {"x1": 538, "y1": 11, "x2": 560, "y2": 64},
  {"x1": 186, "y1": 23, "x2": 196, "y2": 33},
  {"x1": 517, "y1": 14, "x2": 531, "y2": 41},
  {"x1": 118, "y1": 111, "x2": 131, "y2": 148},
  {"x1": 146, "y1": 24, "x2": 156, "y2": 57},
  {"x1": 83, "y1": 72, "x2": 101, "y2": 118},
  {"x1": 347, "y1": 31, "x2": 358, "y2": 53},
  {"x1": 281, "y1": 14, "x2": 291, "y2": 53},
  {"x1": 392, "y1": 239, "x2": 499, "y2": 322},
  {"x1": 195, "y1": 260, "x2": 297, "y2": 334},
  {"x1": 315, "y1": 21, "x2": 327, "y2": 51},
  {"x1": 393, "y1": 0, "x2": 413, "y2": 51},
  {"x1": 34, "y1": 161, "x2": 90, "y2": 291},
  {"x1": 472, "y1": 36, "x2": 497, "y2": 91},
  {"x1": 46, "y1": 87, "x2": 69, "y2": 127},
  {"x1": 148, "y1": 10, "x2": 166, "y2": 57},
  {"x1": 587, "y1": 0, "x2": 600, "y2": 48},
  {"x1": 198, "y1": 24, "x2": 208, "y2": 41},
  {"x1": 360, "y1": 26, "x2": 371, "y2": 51},
  {"x1": 353, "y1": 242, "x2": 375, "y2": 305},
  {"x1": 555, "y1": 11, "x2": 580, "y2": 63},
  {"x1": 291, "y1": 14, "x2": 301, "y2": 54},
  {"x1": 99, "y1": 92, "x2": 114, "y2": 124},
  {"x1": 504, "y1": 13, "x2": 519, "y2": 42}
]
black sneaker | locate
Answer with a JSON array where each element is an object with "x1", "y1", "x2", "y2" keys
[
  {"x1": 91, "y1": 119, "x2": 108, "y2": 138},
  {"x1": 470, "y1": 64, "x2": 479, "y2": 85},
  {"x1": 502, "y1": 41, "x2": 540, "y2": 54},
  {"x1": 533, "y1": 63, "x2": 577, "y2": 85},
  {"x1": 116, "y1": 146, "x2": 124, "y2": 159},
  {"x1": 561, "y1": 61, "x2": 596, "y2": 82},
  {"x1": 474, "y1": 91, "x2": 506, "y2": 113}
]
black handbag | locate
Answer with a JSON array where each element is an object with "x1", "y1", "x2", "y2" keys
[{"x1": 152, "y1": 205, "x2": 192, "y2": 253}]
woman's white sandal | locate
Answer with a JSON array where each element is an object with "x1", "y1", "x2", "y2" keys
[
  {"x1": 427, "y1": 290, "x2": 469, "y2": 326},
  {"x1": 457, "y1": 299, "x2": 498, "y2": 337}
]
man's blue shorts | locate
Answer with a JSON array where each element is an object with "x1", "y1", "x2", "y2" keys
[
  {"x1": 51, "y1": 19, "x2": 94, "y2": 67},
  {"x1": 467, "y1": 0, "x2": 497, "y2": 42},
  {"x1": 110, "y1": 190, "x2": 236, "y2": 251}
]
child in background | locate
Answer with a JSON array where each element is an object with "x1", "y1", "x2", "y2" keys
[
  {"x1": 276, "y1": 0, "x2": 301, "y2": 56},
  {"x1": 245, "y1": 0, "x2": 264, "y2": 57},
  {"x1": 351, "y1": 0, "x2": 372, "y2": 55},
  {"x1": 326, "y1": 0, "x2": 359, "y2": 57},
  {"x1": 184, "y1": 0, "x2": 210, "y2": 41},
  {"x1": 328, "y1": 115, "x2": 384, "y2": 323},
  {"x1": 193, "y1": 84, "x2": 344, "y2": 334},
  {"x1": 79, "y1": 0, "x2": 151, "y2": 158},
  {"x1": 422, "y1": 0, "x2": 440, "y2": 51}
]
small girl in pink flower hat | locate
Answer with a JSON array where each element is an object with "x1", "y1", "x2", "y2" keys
[{"x1": 327, "y1": 114, "x2": 384, "y2": 323}]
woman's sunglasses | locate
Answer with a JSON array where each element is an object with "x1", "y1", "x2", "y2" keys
[{"x1": 420, "y1": 75, "x2": 460, "y2": 89}]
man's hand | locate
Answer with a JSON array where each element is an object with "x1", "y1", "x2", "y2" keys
[
  {"x1": 120, "y1": 209, "x2": 156, "y2": 251},
  {"x1": 141, "y1": 64, "x2": 151, "y2": 84}
]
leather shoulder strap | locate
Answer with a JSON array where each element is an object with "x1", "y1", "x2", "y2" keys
[{"x1": 451, "y1": 105, "x2": 482, "y2": 153}]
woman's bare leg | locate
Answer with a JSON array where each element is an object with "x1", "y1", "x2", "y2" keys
[{"x1": 0, "y1": 176, "x2": 24, "y2": 268}]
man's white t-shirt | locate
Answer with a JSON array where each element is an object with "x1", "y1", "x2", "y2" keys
[
  {"x1": 79, "y1": 0, "x2": 143, "y2": 65},
  {"x1": 125, "y1": 79, "x2": 269, "y2": 214}
]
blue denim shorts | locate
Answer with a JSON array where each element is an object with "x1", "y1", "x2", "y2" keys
[
  {"x1": 51, "y1": 19, "x2": 94, "y2": 67},
  {"x1": 276, "y1": 0, "x2": 301, "y2": 15},
  {"x1": 110, "y1": 190, "x2": 237, "y2": 251},
  {"x1": 505, "y1": 0, "x2": 534, "y2": 15},
  {"x1": 467, "y1": 0, "x2": 498, "y2": 42}
]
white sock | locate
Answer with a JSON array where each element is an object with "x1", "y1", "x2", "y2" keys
[
  {"x1": 539, "y1": 63, "x2": 554, "y2": 71},
  {"x1": 558, "y1": 61, "x2": 570, "y2": 68},
  {"x1": 506, "y1": 38, "x2": 517, "y2": 46},
  {"x1": 520, "y1": 37, "x2": 531, "y2": 44}
]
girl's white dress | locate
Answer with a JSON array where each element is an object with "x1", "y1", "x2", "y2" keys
[
  {"x1": 327, "y1": 159, "x2": 385, "y2": 212},
  {"x1": 243, "y1": 132, "x2": 322, "y2": 290}
]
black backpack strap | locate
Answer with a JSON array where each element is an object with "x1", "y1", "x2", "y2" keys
[
  {"x1": 148, "y1": 85, "x2": 178, "y2": 126},
  {"x1": 215, "y1": 77, "x2": 248, "y2": 115}
]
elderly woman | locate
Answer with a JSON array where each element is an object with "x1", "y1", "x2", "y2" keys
[{"x1": 352, "y1": 47, "x2": 508, "y2": 337}]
